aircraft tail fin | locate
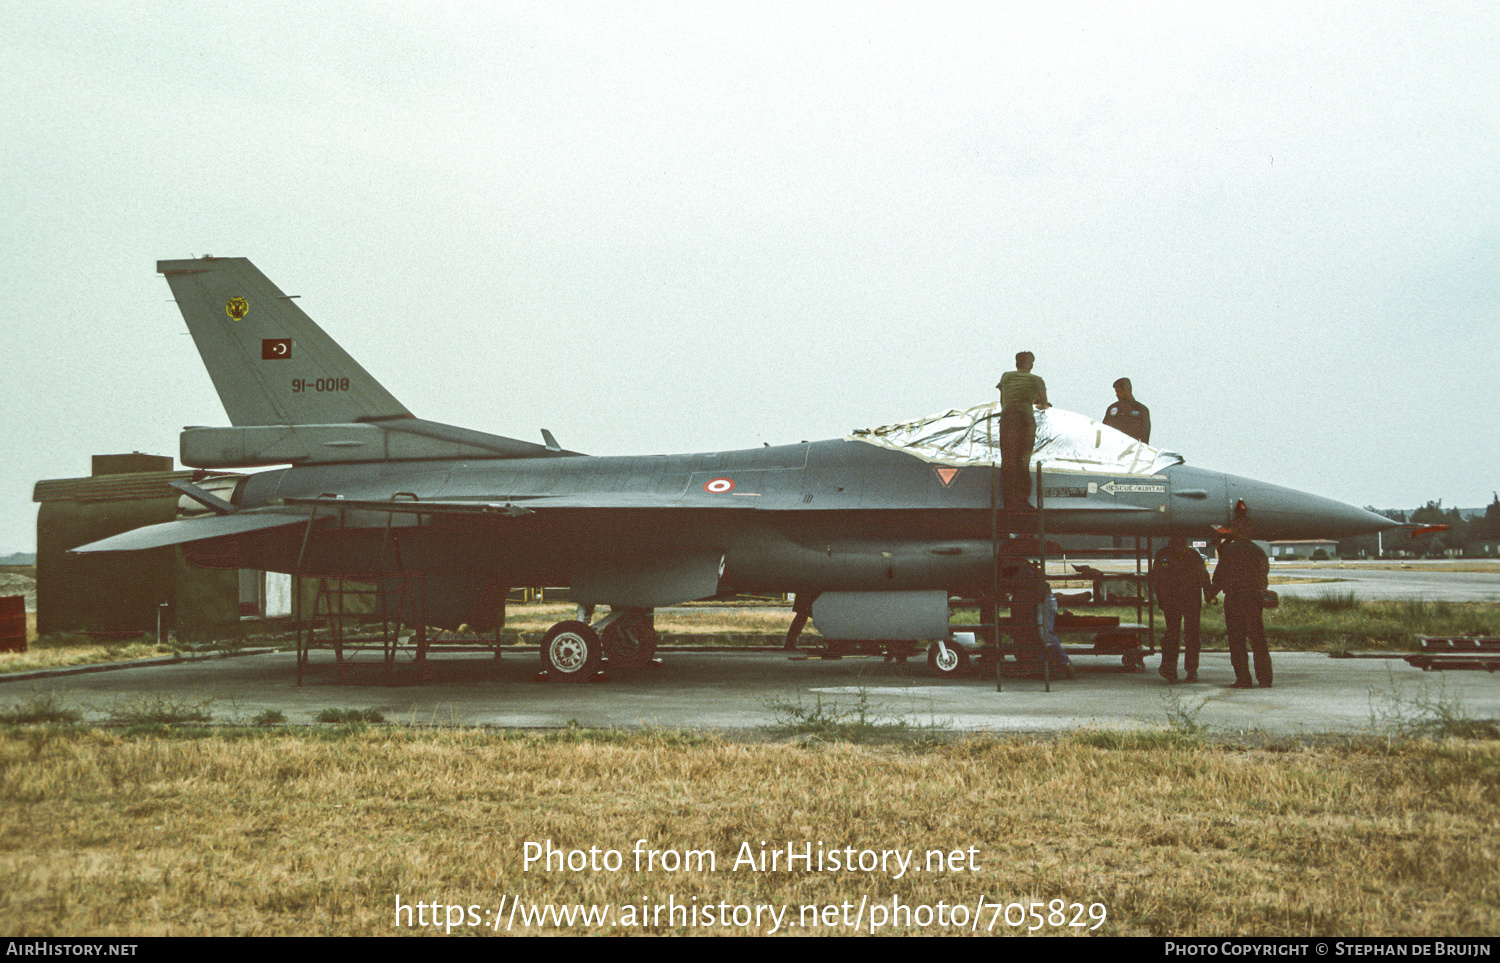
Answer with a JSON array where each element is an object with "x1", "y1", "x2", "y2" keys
[{"x1": 157, "y1": 257, "x2": 412, "y2": 427}]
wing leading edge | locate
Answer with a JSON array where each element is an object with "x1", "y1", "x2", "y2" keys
[{"x1": 69, "y1": 507, "x2": 315, "y2": 554}]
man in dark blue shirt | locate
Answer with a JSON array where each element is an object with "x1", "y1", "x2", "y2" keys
[{"x1": 1103, "y1": 378, "x2": 1150, "y2": 443}]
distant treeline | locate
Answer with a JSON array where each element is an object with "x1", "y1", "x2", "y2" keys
[{"x1": 1340, "y1": 493, "x2": 1500, "y2": 558}]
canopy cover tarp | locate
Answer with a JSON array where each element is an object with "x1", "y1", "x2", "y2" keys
[{"x1": 849, "y1": 403, "x2": 1184, "y2": 476}]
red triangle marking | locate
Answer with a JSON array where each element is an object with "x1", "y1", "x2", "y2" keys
[{"x1": 934, "y1": 467, "x2": 959, "y2": 487}]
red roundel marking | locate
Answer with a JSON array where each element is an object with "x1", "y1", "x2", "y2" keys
[{"x1": 703, "y1": 477, "x2": 735, "y2": 493}]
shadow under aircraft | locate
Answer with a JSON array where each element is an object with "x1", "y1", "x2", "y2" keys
[{"x1": 76, "y1": 258, "x2": 1397, "y2": 678}]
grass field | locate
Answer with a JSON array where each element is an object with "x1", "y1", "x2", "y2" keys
[
  {"x1": 0, "y1": 724, "x2": 1495, "y2": 936},
  {"x1": 1051, "y1": 595, "x2": 1500, "y2": 654},
  {"x1": 0, "y1": 629, "x2": 180, "y2": 675},
  {"x1": 6, "y1": 594, "x2": 1498, "y2": 676},
  {"x1": 4, "y1": 584, "x2": 1497, "y2": 935}
]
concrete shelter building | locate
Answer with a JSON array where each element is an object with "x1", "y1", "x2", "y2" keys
[{"x1": 33, "y1": 453, "x2": 242, "y2": 640}]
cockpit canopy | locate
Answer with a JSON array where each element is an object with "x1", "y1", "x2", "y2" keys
[{"x1": 849, "y1": 402, "x2": 1184, "y2": 475}]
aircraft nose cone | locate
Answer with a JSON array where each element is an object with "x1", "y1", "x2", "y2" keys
[{"x1": 1226, "y1": 477, "x2": 1397, "y2": 540}]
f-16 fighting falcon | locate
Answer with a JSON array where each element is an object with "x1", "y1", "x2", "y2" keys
[{"x1": 75, "y1": 258, "x2": 1397, "y2": 679}]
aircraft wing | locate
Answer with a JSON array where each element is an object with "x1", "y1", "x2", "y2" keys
[{"x1": 70, "y1": 507, "x2": 315, "y2": 553}]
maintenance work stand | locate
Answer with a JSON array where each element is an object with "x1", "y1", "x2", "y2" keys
[{"x1": 934, "y1": 463, "x2": 1159, "y2": 692}]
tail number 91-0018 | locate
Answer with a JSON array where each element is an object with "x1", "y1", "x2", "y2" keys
[{"x1": 291, "y1": 378, "x2": 350, "y2": 393}]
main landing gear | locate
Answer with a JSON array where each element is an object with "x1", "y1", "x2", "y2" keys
[
  {"x1": 540, "y1": 620, "x2": 601, "y2": 680},
  {"x1": 540, "y1": 607, "x2": 657, "y2": 681},
  {"x1": 600, "y1": 612, "x2": 658, "y2": 668}
]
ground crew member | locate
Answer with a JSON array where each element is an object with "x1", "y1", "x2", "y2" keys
[
  {"x1": 783, "y1": 592, "x2": 818, "y2": 650},
  {"x1": 996, "y1": 351, "x2": 1049, "y2": 510},
  {"x1": 1212, "y1": 516, "x2": 1272, "y2": 688},
  {"x1": 1151, "y1": 535, "x2": 1214, "y2": 683},
  {"x1": 1103, "y1": 378, "x2": 1150, "y2": 443},
  {"x1": 1039, "y1": 583, "x2": 1075, "y2": 679}
]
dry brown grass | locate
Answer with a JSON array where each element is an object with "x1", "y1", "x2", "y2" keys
[
  {"x1": 0, "y1": 633, "x2": 179, "y2": 675},
  {"x1": 1, "y1": 727, "x2": 1495, "y2": 936},
  {"x1": 503, "y1": 601, "x2": 817, "y2": 644}
]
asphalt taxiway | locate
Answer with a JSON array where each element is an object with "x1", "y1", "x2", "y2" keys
[
  {"x1": 1267, "y1": 564, "x2": 1500, "y2": 602},
  {"x1": 4, "y1": 646, "x2": 1495, "y2": 738}
]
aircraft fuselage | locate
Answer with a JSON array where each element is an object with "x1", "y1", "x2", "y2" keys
[{"x1": 209, "y1": 438, "x2": 1387, "y2": 600}]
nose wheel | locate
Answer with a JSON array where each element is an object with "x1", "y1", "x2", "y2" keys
[{"x1": 928, "y1": 640, "x2": 969, "y2": 677}]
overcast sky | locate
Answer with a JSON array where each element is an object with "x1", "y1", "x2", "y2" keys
[{"x1": 2, "y1": 1, "x2": 1497, "y2": 552}]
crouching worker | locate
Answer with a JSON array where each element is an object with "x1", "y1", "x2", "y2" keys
[
  {"x1": 1040, "y1": 583, "x2": 1076, "y2": 680},
  {"x1": 1150, "y1": 535, "x2": 1214, "y2": 683}
]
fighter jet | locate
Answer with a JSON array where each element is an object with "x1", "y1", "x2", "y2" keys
[{"x1": 76, "y1": 257, "x2": 1397, "y2": 678}]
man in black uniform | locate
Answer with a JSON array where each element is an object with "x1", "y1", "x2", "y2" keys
[
  {"x1": 1102, "y1": 378, "x2": 1150, "y2": 443},
  {"x1": 1150, "y1": 535, "x2": 1214, "y2": 683},
  {"x1": 996, "y1": 351, "x2": 1049, "y2": 510},
  {"x1": 1212, "y1": 516, "x2": 1272, "y2": 688}
]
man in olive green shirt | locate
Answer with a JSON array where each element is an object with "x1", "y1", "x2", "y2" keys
[{"x1": 996, "y1": 351, "x2": 1050, "y2": 510}]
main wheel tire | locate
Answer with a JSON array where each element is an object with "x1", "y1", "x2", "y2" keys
[
  {"x1": 542, "y1": 621, "x2": 602, "y2": 681},
  {"x1": 928, "y1": 640, "x2": 969, "y2": 677},
  {"x1": 601, "y1": 617, "x2": 658, "y2": 669}
]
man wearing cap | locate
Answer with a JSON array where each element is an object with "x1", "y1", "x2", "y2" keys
[
  {"x1": 996, "y1": 351, "x2": 1050, "y2": 510},
  {"x1": 1212, "y1": 516, "x2": 1272, "y2": 688},
  {"x1": 1150, "y1": 535, "x2": 1214, "y2": 683},
  {"x1": 1103, "y1": 378, "x2": 1150, "y2": 443}
]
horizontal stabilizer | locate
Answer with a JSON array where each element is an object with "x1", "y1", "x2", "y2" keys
[{"x1": 70, "y1": 507, "x2": 312, "y2": 554}]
